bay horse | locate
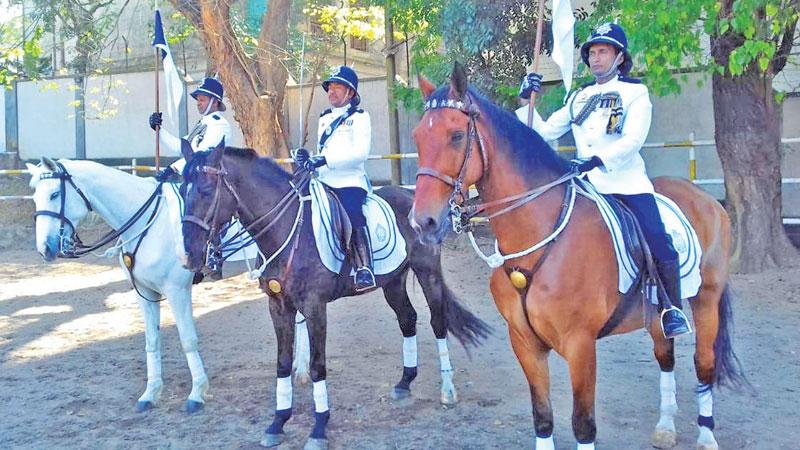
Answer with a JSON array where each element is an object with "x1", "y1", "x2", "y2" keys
[
  {"x1": 410, "y1": 63, "x2": 746, "y2": 450},
  {"x1": 27, "y1": 157, "x2": 210, "y2": 413},
  {"x1": 178, "y1": 141, "x2": 491, "y2": 450}
]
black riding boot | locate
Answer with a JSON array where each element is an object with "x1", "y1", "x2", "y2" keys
[
  {"x1": 352, "y1": 226, "x2": 376, "y2": 291},
  {"x1": 656, "y1": 259, "x2": 692, "y2": 339}
]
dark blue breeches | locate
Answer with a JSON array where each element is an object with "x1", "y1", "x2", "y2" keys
[
  {"x1": 615, "y1": 193, "x2": 678, "y2": 264},
  {"x1": 330, "y1": 186, "x2": 367, "y2": 227}
]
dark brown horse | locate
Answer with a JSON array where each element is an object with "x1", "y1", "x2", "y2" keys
[
  {"x1": 178, "y1": 141, "x2": 490, "y2": 450},
  {"x1": 410, "y1": 63, "x2": 746, "y2": 450}
]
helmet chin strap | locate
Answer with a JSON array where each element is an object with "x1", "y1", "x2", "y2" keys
[
  {"x1": 201, "y1": 100, "x2": 215, "y2": 116},
  {"x1": 594, "y1": 51, "x2": 625, "y2": 83}
]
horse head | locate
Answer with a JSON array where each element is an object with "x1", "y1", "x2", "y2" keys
[
  {"x1": 411, "y1": 62, "x2": 487, "y2": 245},
  {"x1": 27, "y1": 157, "x2": 93, "y2": 261},
  {"x1": 180, "y1": 139, "x2": 240, "y2": 272}
]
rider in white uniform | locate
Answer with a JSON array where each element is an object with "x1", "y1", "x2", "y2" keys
[
  {"x1": 149, "y1": 77, "x2": 232, "y2": 180},
  {"x1": 293, "y1": 66, "x2": 375, "y2": 291},
  {"x1": 515, "y1": 22, "x2": 691, "y2": 339}
]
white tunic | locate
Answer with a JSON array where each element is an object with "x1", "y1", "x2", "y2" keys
[
  {"x1": 159, "y1": 112, "x2": 232, "y2": 172},
  {"x1": 515, "y1": 76, "x2": 654, "y2": 195},
  {"x1": 316, "y1": 105, "x2": 372, "y2": 191}
]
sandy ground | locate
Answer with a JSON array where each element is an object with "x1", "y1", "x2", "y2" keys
[{"x1": 1, "y1": 221, "x2": 799, "y2": 450}]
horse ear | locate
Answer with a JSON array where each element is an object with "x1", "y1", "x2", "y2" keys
[
  {"x1": 449, "y1": 61, "x2": 468, "y2": 99},
  {"x1": 26, "y1": 162, "x2": 41, "y2": 181},
  {"x1": 42, "y1": 156, "x2": 58, "y2": 172},
  {"x1": 418, "y1": 74, "x2": 436, "y2": 99},
  {"x1": 207, "y1": 138, "x2": 225, "y2": 165},
  {"x1": 180, "y1": 138, "x2": 194, "y2": 161}
]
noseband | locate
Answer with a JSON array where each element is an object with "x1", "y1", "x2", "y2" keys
[
  {"x1": 34, "y1": 163, "x2": 94, "y2": 257},
  {"x1": 416, "y1": 95, "x2": 488, "y2": 233}
]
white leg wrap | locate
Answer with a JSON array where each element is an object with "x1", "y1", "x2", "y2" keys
[
  {"x1": 403, "y1": 336, "x2": 418, "y2": 367},
  {"x1": 697, "y1": 383, "x2": 713, "y2": 417},
  {"x1": 313, "y1": 380, "x2": 329, "y2": 413},
  {"x1": 186, "y1": 351, "x2": 206, "y2": 382},
  {"x1": 146, "y1": 350, "x2": 162, "y2": 381},
  {"x1": 576, "y1": 443, "x2": 595, "y2": 450},
  {"x1": 660, "y1": 371, "x2": 677, "y2": 411},
  {"x1": 276, "y1": 376, "x2": 292, "y2": 410},
  {"x1": 437, "y1": 338, "x2": 453, "y2": 371},
  {"x1": 535, "y1": 435, "x2": 555, "y2": 450}
]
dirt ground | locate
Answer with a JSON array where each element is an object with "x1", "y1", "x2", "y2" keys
[{"x1": 1, "y1": 216, "x2": 799, "y2": 450}]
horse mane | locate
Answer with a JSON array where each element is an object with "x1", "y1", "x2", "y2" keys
[
  {"x1": 183, "y1": 147, "x2": 291, "y2": 189},
  {"x1": 426, "y1": 85, "x2": 569, "y2": 176}
]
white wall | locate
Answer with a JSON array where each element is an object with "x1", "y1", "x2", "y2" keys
[
  {"x1": 18, "y1": 78, "x2": 76, "y2": 159},
  {"x1": 0, "y1": 88, "x2": 6, "y2": 151}
]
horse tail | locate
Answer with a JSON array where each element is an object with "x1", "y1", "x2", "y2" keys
[
  {"x1": 442, "y1": 282, "x2": 493, "y2": 349},
  {"x1": 712, "y1": 284, "x2": 748, "y2": 390}
]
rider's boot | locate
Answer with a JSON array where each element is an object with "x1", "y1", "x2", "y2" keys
[
  {"x1": 352, "y1": 226, "x2": 376, "y2": 292},
  {"x1": 657, "y1": 259, "x2": 692, "y2": 339}
]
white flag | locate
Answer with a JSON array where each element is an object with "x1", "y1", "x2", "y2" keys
[
  {"x1": 551, "y1": 0, "x2": 575, "y2": 94},
  {"x1": 152, "y1": 10, "x2": 184, "y2": 119}
]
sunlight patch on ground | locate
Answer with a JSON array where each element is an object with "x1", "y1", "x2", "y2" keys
[
  {"x1": 4, "y1": 273, "x2": 264, "y2": 363},
  {"x1": 12, "y1": 305, "x2": 74, "y2": 316},
  {"x1": 0, "y1": 266, "x2": 125, "y2": 302}
]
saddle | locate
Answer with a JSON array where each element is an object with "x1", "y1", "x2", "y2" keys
[{"x1": 309, "y1": 180, "x2": 407, "y2": 276}]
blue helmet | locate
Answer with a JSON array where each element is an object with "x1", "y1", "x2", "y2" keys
[
  {"x1": 580, "y1": 22, "x2": 633, "y2": 76},
  {"x1": 191, "y1": 77, "x2": 226, "y2": 111},
  {"x1": 322, "y1": 66, "x2": 361, "y2": 106}
]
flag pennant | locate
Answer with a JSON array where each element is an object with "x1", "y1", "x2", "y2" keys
[
  {"x1": 551, "y1": 0, "x2": 575, "y2": 95},
  {"x1": 152, "y1": 10, "x2": 184, "y2": 120}
]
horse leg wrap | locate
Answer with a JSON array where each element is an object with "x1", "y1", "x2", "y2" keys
[
  {"x1": 310, "y1": 410, "x2": 331, "y2": 439},
  {"x1": 395, "y1": 366, "x2": 418, "y2": 391},
  {"x1": 696, "y1": 383, "x2": 713, "y2": 429},
  {"x1": 534, "y1": 435, "x2": 555, "y2": 450},
  {"x1": 266, "y1": 408, "x2": 292, "y2": 434}
]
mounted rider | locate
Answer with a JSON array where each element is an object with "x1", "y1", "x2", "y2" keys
[
  {"x1": 515, "y1": 22, "x2": 692, "y2": 339},
  {"x1": 293, "y1": 66, "x2": 375, "y2": 292},
  {"x1": 148, "y1": 77, "x2": 232, "y2": 180}
]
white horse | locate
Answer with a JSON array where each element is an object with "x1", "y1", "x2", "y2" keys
[{"x1": 28, "y1": 157, "x2": 209, "y2": 413}]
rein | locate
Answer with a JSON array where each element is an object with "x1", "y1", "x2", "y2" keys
[{"x1": 417, "y1": 94, "x2": 580, "y2": 269}]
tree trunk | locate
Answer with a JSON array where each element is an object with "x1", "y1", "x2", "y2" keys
[
  {"x1": 711, "y1": 67, "x2": 798, "y2": 272},
  {"x1": 170, "y1": 0, "x2": 291, "y2": 158}
]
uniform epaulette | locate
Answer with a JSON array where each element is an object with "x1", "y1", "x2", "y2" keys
[
  {"x1": 618, "y1": 76, "x2": 642, "y2": 84},
  {"x1": 211, "y1": 114, "x2": 221, "y2": 120},
  {"x1": 320, "y1": 108, "x2": 332, "y2": 117},
  {"x1": 580, "y1": 80, "x2": 597, "y2": 89}
]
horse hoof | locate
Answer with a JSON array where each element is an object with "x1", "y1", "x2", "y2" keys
[
  {"x1": 651, "y1": 428, "x2": 677, "y2": 448},
  {"x1": 185, "y1": 400, "x2": 205, "y2": 414},
  {"x1": 441, "y1": 390, "x2": 458, "y2": 405},
  {"x1": 303, "y1": 437, "x2": 328, "y2": 450},
  {"x1": 391, "y1": 386, "x2": 411, "y2": 401},
  {"x1": 135, "y1": 400, "x2": 155, "y2": 412},
  {"x1": 260, "y1": 432, "x2": 285, "y2": 448}
]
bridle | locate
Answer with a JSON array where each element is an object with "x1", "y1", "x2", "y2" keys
[
  {"x1": 181, "y1": 156, "x2": 310, "y2": 273},
  {"x1": 415, "y1": 92, "x2": 580, "y2": 269},
  {"x1": 33, "y1": 162, "x2": 94, "y2": 257},
  {"x1": 415, "y1": 95, "x2": 488, "y2": 234}
]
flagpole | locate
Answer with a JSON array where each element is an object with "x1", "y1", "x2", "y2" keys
[
  {"x1": 526, "y1": 0, "x2": 547, "y2": 128},
  {"x1": 154, "y1": 14, "x2": 161, "y2": 171}
]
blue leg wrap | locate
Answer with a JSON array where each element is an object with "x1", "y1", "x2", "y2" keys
[
  {"x1": 698, "y1": 415, "x2": 715, "y2": 430},
  {"x1": 310, "y1": 410, "x2": 331, "y2": 439},
  {"x1": 266, "y1": 408, "x2": 292, "y2": 434},
  {"x1": 395, "y1": 366, "x2": 418, "y2": 391}
]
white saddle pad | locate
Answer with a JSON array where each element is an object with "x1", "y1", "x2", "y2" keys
[
  {"x1": 577, "y1": 181, "x2": 703, "y2": 298},
  {"x1": 309, "y1": 179, "x2": 407, "y2": 276}
]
